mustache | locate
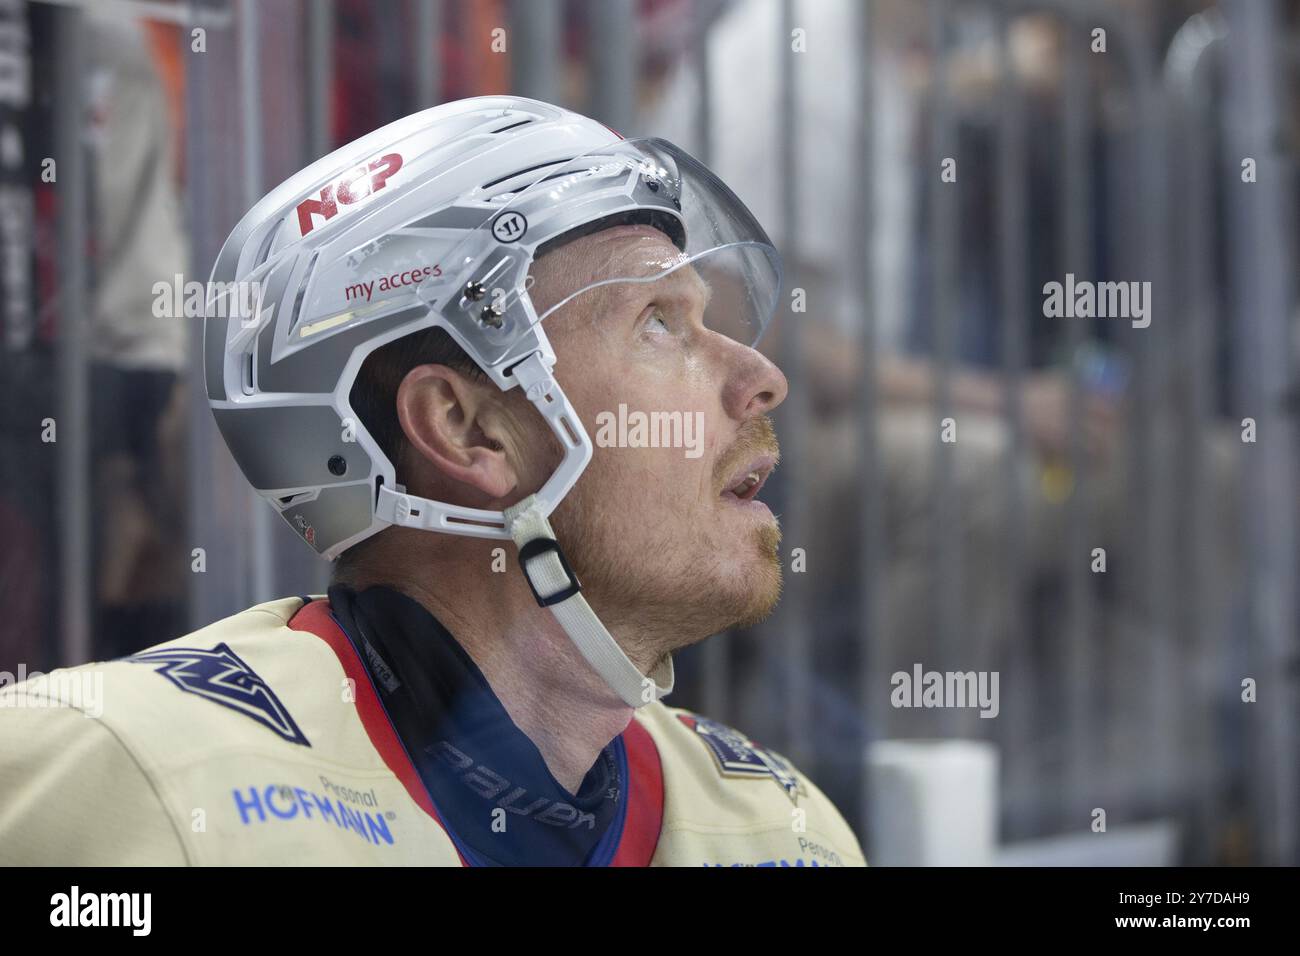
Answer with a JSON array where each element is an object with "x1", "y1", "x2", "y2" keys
[{"x1": 714, "y1": 416, "x2": 780, "y2": 489}]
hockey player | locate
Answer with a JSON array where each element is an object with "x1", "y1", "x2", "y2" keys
[{"x1": 0, "y1": 97, "x2": 865, "y2": 866}]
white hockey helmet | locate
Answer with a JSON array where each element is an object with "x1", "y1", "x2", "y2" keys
[{"x1": 204, "y1": 96, "x2": 782, "y2": 707}]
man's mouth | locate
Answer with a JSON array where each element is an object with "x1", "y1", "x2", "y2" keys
[{"x1": 719, "y1": 454, "x2": 776, "y2": 504}]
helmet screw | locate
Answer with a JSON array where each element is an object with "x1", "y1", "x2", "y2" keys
[
  {"x1": 327, "y1": 455, "x2": 347, "y2": 476},
  {"x1": 480, "y1": 305, "x2": 503, "y2": 328},
  {"x1": 464, "y1": 281, "x2": 486, "y2": 301}
]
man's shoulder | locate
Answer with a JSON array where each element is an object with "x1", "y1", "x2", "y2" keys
[
  {"x1": 632, "y1": 701, "x2": 867, "y2": 867},
  {"x1": 1, "y1": 596, "x2": 325, "y2": 732},
  {"x1": 0, "y1": 597, "x2": 318, "y2": 864},
  {"x1": 0, "y1": 596, "x2": 356, "y2": 788},
  {"x1": 0, "y1": 596, "x2": 467, "y2": 865}
]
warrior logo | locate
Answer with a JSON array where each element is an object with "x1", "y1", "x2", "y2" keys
[{"x1": 126, "y1": 644, "x2": 310, "y2": 746}]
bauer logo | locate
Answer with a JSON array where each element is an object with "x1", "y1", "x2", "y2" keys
[
  {"x1": 296, "y1": 152, "x2": 404, "y2": 237},
  {"x1": 233, "y1": 783, "x2": 397, "y2": 846}
]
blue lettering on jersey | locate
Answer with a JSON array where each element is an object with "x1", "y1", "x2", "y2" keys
[
  {"x1": 676, "y1": 712, "x2": 805, "y2": 804},
  {"x1": 233, "y1": 784, "x2": 396, "y2": 846},
  {"x1": 702, "y1": 859, "x2": 826, "y2": 867},
  {"x1": 125, "y1": 643, "x2": 309, "y2": 746}
]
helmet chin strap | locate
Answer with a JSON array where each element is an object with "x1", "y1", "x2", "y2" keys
[{"x1": 504, "y1": 494, "x2": 675, "y2": 709}]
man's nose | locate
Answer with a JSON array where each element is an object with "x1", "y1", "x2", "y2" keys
[{"x1": 721, "y1": 342, "x2": 788, "y2": 421}]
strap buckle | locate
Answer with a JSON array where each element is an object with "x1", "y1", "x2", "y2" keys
[{"x1": 517, "y1": 537, "x2": 583, "y2": 607}]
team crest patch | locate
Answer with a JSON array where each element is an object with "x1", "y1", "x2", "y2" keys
[
  {"x1": 677, "y1": 713, "x2": 805, "y2": 804},
  {"x1": 125, "y1": 643, "x2": 310, "y2": 746}
]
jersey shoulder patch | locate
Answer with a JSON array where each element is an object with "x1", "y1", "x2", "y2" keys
[
  {"x1": 673, "y1": 711, "x2": 805, "y2": 803},
  {"x1": 633, "y1": 703, "x2": 868, "y2": 867},
  {"x1": 124, "y1": 642, "x2": 309, "y2": 746}
]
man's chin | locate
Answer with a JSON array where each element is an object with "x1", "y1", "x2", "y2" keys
[
  {"x1": 551, "y1": 503, "x2": 782, "y2": 641},
  {"x1": 721, "y1": 526, "x2": 783, "y2": 630},
  {"x1": 726, "y1": 589, "x2": 781, "y2": 631}
]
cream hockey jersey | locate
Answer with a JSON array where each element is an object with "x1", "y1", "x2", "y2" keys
[{"x1": 0, "y1": 593, "x2": 866, "y2": 867}]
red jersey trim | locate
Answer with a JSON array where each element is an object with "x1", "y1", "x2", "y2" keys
[
  {"x1": 611, "y1": 715, "x2": 664, "y2": 866},
  {"x1": 287, "y1": 598, "x2": 469, "y2": 866},
  {"x1": 287, "y1": 597, "x2": 665, "y2": 867}
]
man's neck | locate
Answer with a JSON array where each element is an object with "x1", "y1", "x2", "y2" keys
[{"x1": 334, "y1": 538, "x2": 654, "y2": 795}]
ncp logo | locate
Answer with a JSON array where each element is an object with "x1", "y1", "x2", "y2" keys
[{"x1": 296, "y1": 152, "x2": 404, "y2": 237}]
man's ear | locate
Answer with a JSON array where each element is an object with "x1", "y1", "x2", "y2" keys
[{"x1": 394, "y1": 365, "x2": 517, "y2": 501}]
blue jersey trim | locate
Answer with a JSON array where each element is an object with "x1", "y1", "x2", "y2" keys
[{"x1": 584, "y1": 735, "x2": 630, "y2": 867}]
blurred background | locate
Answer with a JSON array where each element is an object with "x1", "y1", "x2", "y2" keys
[{"x1": 1, "y1": 0, "x2": 1297, "y2": 865}]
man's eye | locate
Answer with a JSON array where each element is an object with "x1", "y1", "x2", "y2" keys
[{"x1": 643, "y1": 307, "x2": 670, "y2": 332}]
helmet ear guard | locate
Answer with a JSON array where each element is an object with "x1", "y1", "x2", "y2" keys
[{"x1": 371, "y1": 349, "x2": 591, "y2": 543}]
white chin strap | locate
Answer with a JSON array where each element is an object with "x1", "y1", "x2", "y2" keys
[{"x1": 504, "y1": 495, "x2": 674, "y2": 709}]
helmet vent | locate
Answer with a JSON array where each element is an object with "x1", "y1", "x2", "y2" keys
[
  {"x1": 287, "y1": 250, "x2": 320, "y2": 337},
  {"x1": 490, "y1": 119, "x2": 532, "y2": 134},
  {"x1": 480, "y1": 158, "x2": 570, "y2": 192},
  {"x1": 253, "y1": 221, "x2": 279, "y2": 269},
  {"x1": 242, "y1": 350, "x2": 256, "y2": 395}
]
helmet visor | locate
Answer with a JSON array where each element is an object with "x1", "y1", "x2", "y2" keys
[{"x1": 528, "y1": 237, "x2": 779, "y2": 354}]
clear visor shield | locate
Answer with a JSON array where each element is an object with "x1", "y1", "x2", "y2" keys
[
  {"x1": 417, "y1": 137, "x2": 782, "y2": 364},
  {"x1": 531, "y1": 235, "x2": 780, "y2": 353}
]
